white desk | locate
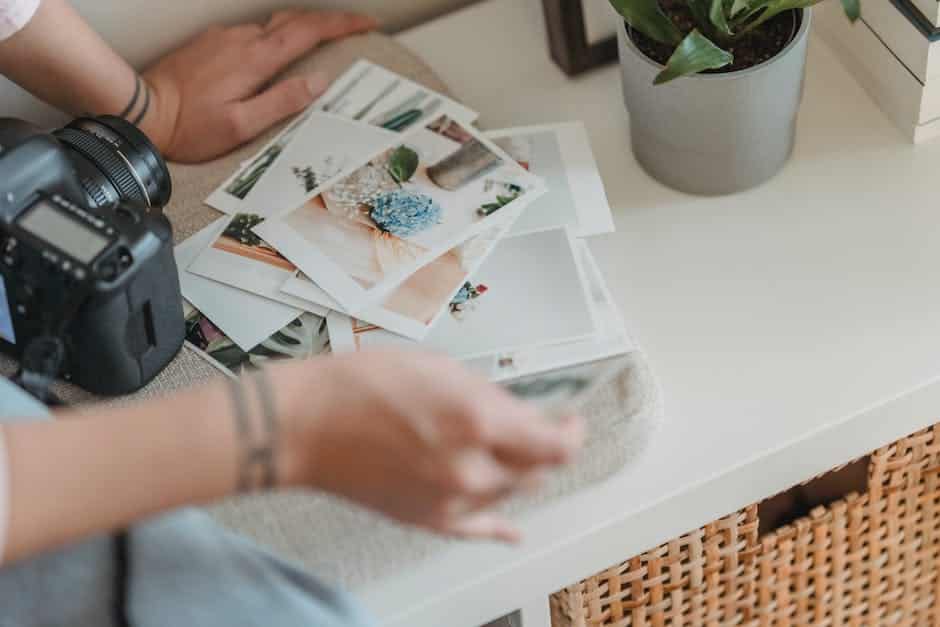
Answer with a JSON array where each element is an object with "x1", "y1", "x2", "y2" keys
[{"x1": 366, "y1": 1, "x2": 940, "y2": 626}]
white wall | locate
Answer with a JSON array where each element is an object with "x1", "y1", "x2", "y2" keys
[{"x1": 0, "y1": 0, "x2": 475, "y2": 125}]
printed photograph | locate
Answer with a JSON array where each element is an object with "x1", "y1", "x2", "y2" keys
[
  {"x1": 281, "y1": 224, "x2": 506, "y2": 341},
  {"x1": 499, "y1": 354, "x2": 630, "y2": 410},
  {"x1": 315, "y1": 59, "x2": 478, "y2": 132},
  {"x1": 187, "y1": 214, "x2": 324, "y2": 313},
  {"x1": 488, "y1": 122, "x2": 614, "y2": 237},
  {"x1": 207, "y1": 60, "x2": 477, "y2": 214},
  {"x1": 485, "y1": 240, "x2": 632, "y2": 385},
  {"x1": 329, "y1": 228, "x2": 598, "y2": 361},
  {"x1": 211, "y1": 213, "x2": 296, "y2": 272},
  {"x1": 177, "y1": 219, "x2": 305, "y2": 353},
  {"x1": 185, "y1": 304, "x2": 329, "y2": 375},
  {"x1": 221, "y1": 113, "x2": 396, "y2": 220},
  {"x1": 224, "y1": 111, "x2": 313, "y2": 201},
  {"x1": 329, "y1": 237, "x2": 634, "y2": 412},
  {"x1": 256, "y1": 115, "x2": 545, "y2": 311}
]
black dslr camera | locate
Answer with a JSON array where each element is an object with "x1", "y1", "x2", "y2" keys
[{"x1": 0, "y1": 115, "x2": 183, "y2": 396}]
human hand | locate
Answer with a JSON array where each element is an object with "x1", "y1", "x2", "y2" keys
[
  {"x1": 273, "y1": 351, "x2": 585, "y2": 542},
  {"x1": 140, "y1": 10, "x2": 377, "y2": 163}
]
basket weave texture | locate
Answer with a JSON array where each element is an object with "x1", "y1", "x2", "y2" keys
[{"x1": 552, "y1": 425, "x2": 940, "y2": 626}]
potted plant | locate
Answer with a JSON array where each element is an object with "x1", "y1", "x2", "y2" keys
[{"x1": 610, "y1": 0, "x2": 860, "y2": 195}]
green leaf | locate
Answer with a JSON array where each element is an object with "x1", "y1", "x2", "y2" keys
[
  {"x1": 709, "y1": 0, "x2": 734, "y2": 35},
  {"x1": 840, "y1": 0, "x2": 860, "y2": 21},
  {"x1": 608, "y1": 0, "x2": 683, "y2": 45},
  {"x1": 737, "y1": 0, "x2": 830, "y2": 33},
  {"x1": 729, "y1": 0, "x2": 751, "y2": 17},
  {"x1": 387, "y1": 146, "x2": 419, "y2": 185},
  {"x1": 653, "y1": 29, "x2": 734, "y2": 84}
]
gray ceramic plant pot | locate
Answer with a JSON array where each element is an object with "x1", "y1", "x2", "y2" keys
[{"x1": 618, "y1": 8, "x2": 811, "y2": 196}]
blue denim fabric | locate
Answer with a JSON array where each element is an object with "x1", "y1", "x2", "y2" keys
[{"x1": 0, "y1": 377, "x2": 376, "y2": 627}]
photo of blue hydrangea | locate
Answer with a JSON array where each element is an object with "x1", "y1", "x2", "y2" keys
[
  {"x1": 370, "y1": 189, "x2": 443, "y2": 237},
  {"x1": 260, "y1": 115, "x2": 543, "y2": 311}
]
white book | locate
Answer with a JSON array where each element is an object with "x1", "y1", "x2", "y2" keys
[
  {"x1": 910, "y1": 0, "x2": 940, "y2": 27},
  {"x1": 816, "y1": 0, "x2": 940, "y2": 143},
  {"x1": 863, "y1": 0, "x2": 940, "y2": 83}
]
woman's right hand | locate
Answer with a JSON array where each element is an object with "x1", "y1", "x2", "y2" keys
[{"x1": 272, "y1": 350, "x2": 585, "y2": 542}]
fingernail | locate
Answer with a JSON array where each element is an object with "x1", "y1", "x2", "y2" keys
[{"x1": 306, "y1": 72, "x2": 330, "y2": 98}]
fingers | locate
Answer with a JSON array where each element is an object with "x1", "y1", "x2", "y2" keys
[
  {"x1": 229, "y1": 73, "x2": 330, "y2": 143},
  {"x1": 256, "y1": 11, "x2": 378, "y2": 77},
  {"x1": 461, "y1": 468, "x2": 545, "y2": 514},
  {"x1": 484, "y1": 402, "x2": 586, "y2": 469},
  {"x1": 449, "y1": 449, "x2": 519, "y2": 497}
]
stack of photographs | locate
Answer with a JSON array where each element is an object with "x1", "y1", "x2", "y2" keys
[{"x1": 177, "y1": 59, "x2": 629, "y2": 411}]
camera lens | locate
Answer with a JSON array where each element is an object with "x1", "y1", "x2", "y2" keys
[{"x1": 53, "y1": 115, "x2": 171, "y2": 211}]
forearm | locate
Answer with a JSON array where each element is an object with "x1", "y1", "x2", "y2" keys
[
  {"x1": 0, "y1": 369, "x2": 303, "y2": 566},
  {"x1": 0, "y1": 0, "x2": 149, "y2": 126}
]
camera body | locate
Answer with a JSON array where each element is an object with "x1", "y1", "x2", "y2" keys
[{"x1": 0, "y1": 116, "x2": 183, "y2": 395}]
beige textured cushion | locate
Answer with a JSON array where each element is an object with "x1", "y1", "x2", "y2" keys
[{"x1": 0, "y1": 33, "x2": 662, "y2": 588}]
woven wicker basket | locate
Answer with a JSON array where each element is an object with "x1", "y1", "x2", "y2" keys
[{"x1": 551, "y1": 425, "x2": 940, "y2": 626}]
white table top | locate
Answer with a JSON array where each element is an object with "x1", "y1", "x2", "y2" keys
[{"x1": 367, "y1": 1, "x2": 940, "y2": 625}]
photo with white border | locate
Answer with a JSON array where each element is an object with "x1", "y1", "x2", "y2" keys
[
  {"x1": 176, "y1": 219, "x2": 302, "y2": 351},
  {"x1": 488, "y1": 122, "x2": 614, "y2": 237},
  {"x1": 185, "y1": 213, "x2": 331, "y2": 316},
  {"x1": 280, "y1": 221, "x2": 509, "y2": 341},
  {"x1": 255, "y1": 115, "x2": 546, "y2": 313},
  {"x1": 327, "y1": 228, "x2": 599, "y2": 360},
  {"x1": 210, "y1": 112, "x2": 397, "y2": 218},
  {"x1": 206, "y1": 59, "x2": 479, "y2": 214}
]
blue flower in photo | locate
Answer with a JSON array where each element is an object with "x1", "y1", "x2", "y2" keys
[{"x1": 370, "y1": 190, "x2": 442, "y2": 238}]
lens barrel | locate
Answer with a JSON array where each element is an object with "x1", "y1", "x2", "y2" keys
[{"x1": 53, "y1": 115, "x2": 172, "y2": 211}]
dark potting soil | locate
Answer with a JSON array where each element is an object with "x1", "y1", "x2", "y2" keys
[{"x1": 630, "y1": 0, "x2": 798, "y2": 74}]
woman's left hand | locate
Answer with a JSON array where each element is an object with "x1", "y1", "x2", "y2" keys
[{"x1": 141, "y1": 10, "x2": 377, "y2": 163}]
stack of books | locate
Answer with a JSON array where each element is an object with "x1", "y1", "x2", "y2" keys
[
  {"x1": 176, "y1": 60, "x2": 633, "y2": 413},
  {"x1": 816, "y1": 0, "x2": 940, "y2": 142}
]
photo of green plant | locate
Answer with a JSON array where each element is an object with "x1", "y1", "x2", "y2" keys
[
  {"x1": 185, "y1": 307, "x2": 329, "y2": 375},
  {"x1": 223, "y1": 109, "x2": 313, "y2": 199},
  {"x1": 212, "y1": 213, "x2": 296, "y2": 272}
]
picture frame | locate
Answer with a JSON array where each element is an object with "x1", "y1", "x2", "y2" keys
[{"x1": 542, "y1": 0, "x2": 619, "y2": 76}]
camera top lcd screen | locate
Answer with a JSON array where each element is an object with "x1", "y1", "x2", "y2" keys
[{"x1": 18, "y1": 201, "x2": 109, "y2": 264}]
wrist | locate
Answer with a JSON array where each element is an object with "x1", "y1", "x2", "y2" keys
[
  {"x1": 135, "y1": 73, "x2": 178, "y2": 158},
  {"x1": 267, "y1": 360, "x2": 333, "y2": 491}
]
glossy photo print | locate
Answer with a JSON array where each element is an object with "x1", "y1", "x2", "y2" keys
[
  {"x1": 206, "y1": 60, "x2": 478, "y2": 214},
  {"x1": 279, "y1": 222, "x2": 508, "y2": 341},
  {"x1": 184, "y1": 303, "x2": 329, "y2": 376},
  {"x1": 327, "y1": 237, "x2": 634, "y2": 406},
  {"x1": 489, "y1": 122, "x2": 614, "y2": 237},
  {"x1": 326, "y1": 228, "x2": 598, "y2": 360},
  {"x1": 185, "y1": 215, "x2": 328, "y2": 313},
  {"x1": 207, "y1": 112, "x2": 397, "y2": 217},
  {"x1": 175, "y1": 218, "x2": 302, "y2": 352},
  {"x1": 255, "y1": 115, "x2": 545, "y2": 312}
]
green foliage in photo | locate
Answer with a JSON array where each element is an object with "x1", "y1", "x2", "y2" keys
[{"x1": 387, "y1": 145, "x2": 420, "y2": 185}]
